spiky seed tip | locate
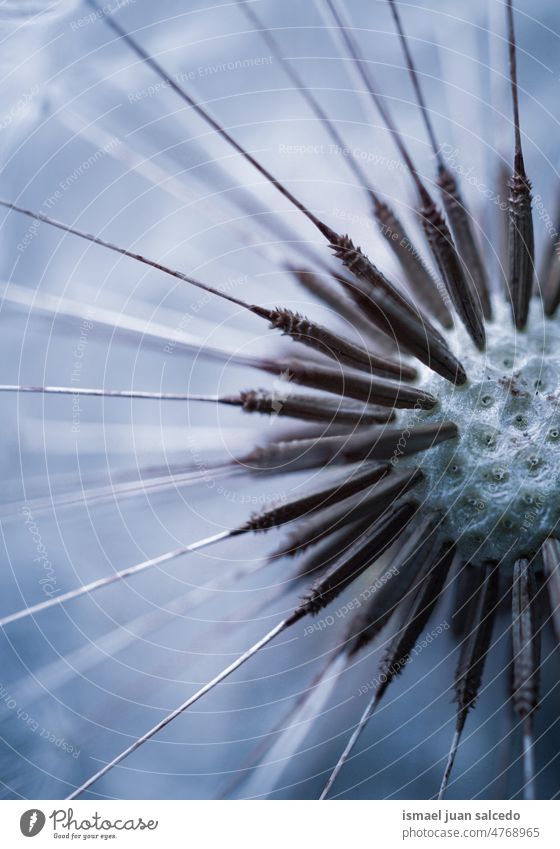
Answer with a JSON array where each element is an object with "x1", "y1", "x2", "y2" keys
[
  {"x1": 436, "y1": 165, "x2": 493, "y2": 321},
  {"x1": 301, "y1": 501, "x2": 417, "y2": 615},
  {"x1": 508, "y1": 158, "x2": 535, "y2": 329},
  {"x1": 241, "y1": 464, "x2": 392, "y2": 532},
  {"x1": 259, "y1": 358, "x2": 437, "y2": 409},
  {"x1": 338, "y1": 271, "x2": 468, "y2": 385},
  {"x1": 233, "y1": 391, "x2": 395, "y2": 425},
  {"x1": 506, "y1": 0, "x2": 535, "y2": 329},
  {"x1": 418, "y1": 189, "x2": 486, "y2": 349},
  {"x1": 257, "y1": 306, "x2": 417, "y2": 379},
  {"x1": 269, "y1": 470, "x2": 418, "y2": 558},
  {"x1": 371, "y1": 196, "x2": 453, "y2": 329},
  {"x1": 346, "y1": 514, "x2": 445, "y2": 654}
]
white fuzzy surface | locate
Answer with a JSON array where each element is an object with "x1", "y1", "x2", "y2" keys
[{"x1": 398, "y1": 295, "x2": 560, "y2": 566}]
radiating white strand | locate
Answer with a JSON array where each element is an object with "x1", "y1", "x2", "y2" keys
[
  {"x1": 9, "y1": 557, "x2": 271, "y2": 709},
  {"x1": 240, "y1": 652, "x2": 347, "y2": 799},
  {"x1": 0, "y1": 530, "x2": 231, "y2": 628},
  {"x1": 0, "y1": 384, "x2": 230, "y2": 401},
  {"x1": 0, "y1": 281, "x2": 263, "y2": 366},
  {"x1": 66, "y1": 611, "x2": 303, "y2": 800}
]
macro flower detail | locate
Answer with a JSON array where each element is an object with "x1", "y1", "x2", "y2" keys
[{"x1": 0, "y1": 0, "x2": 559, "y2": 804}]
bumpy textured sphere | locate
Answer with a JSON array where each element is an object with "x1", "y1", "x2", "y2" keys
[{"x1": 398, "y1": 297, "x2": 560, "y2": 567}]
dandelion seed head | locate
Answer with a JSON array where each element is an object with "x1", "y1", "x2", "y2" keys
[
  {"x1": 399, "y1": 297, "x2": 560, "y2": 566},
  {"x1": 0, "y1": 0, "x2": 556, "y2": 803}
]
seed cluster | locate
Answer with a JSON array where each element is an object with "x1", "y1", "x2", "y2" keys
[{"x1": 400, "y1": 298, "x2": 560, "y2": 566}]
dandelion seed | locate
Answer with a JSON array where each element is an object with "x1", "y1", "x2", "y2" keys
[
  {"x1": 238, "y1": 0, "x2": 451, "y2": 327},
  {"x1": 324, "y1": 0, "x2": 485, "y2": 349},
  {"x1": 506, "y1": 0, "x2": 535, "y2": 329},
  {"x1": 320, "y1": 538, "x2": 455, "y2": 798},
  {"x1": 387, "y1": 0, "x2": 492, "y2": 320},
  {"x1": 438, "y1": 561, "x2": 500, "y2": 800}
]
